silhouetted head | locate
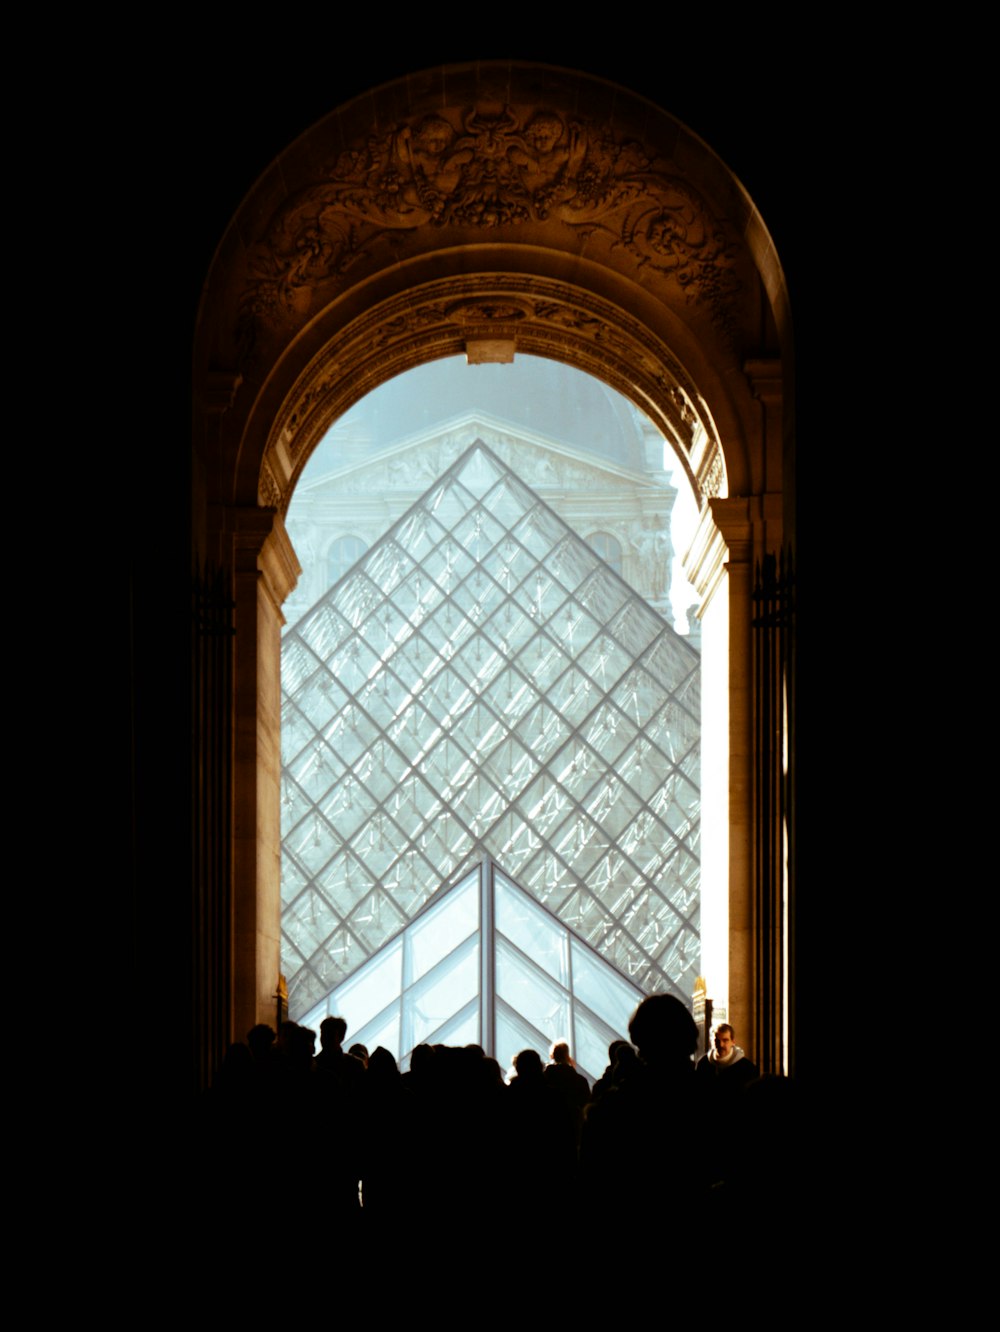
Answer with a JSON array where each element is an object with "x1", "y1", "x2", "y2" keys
[
  {"x1": 348, "y1": 1043, "x2": 369, "y2": 1066},
  {"x1": 409, "y1": 1043, "x2": 434, "y2": 1076},
  {"x1": 320, "y1": 1015, "x2": 348, "y2": 1049},
  {"x1": 512, "y1": 1048, "x2": 544, "y2": 1080},
  {"x1": 628, "y1": 994, "x2": 698, "y2": 1063},
  {"x1": 549, "y1": 1041, "x2": 572, "y2": 1065},
  {"x1": 246, "y1": 1023, "x2": 276, "y2": 1058},
  {"x1": 613, "y1": 1042, "x2": 640, "y2": 1081}
]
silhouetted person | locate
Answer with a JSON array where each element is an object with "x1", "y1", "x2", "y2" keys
[
  {"x1": 506, "y1": 1049, "x2": 578, "y2": 1221},
  {"x1": 581, "y1": 994, "x2": 712, "y2": 1224},
  {"x1": 590, "y1": 1039, "x2": 640, "y2": 1102},
  {"x1": 313, "y1": 1016, "x2": 364, "y2": 1218},
  {"x1": 315, "y1": 1017, "x2": 365, "y2": 1090},
  {"x1": 360, "y1": 1046, "x2": 411, "y2": 1223},
  {"x1": 544, "y1": 1040, "x2": 591, "y2": 1150}
]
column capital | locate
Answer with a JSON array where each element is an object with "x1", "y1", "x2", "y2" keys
[
  {"x1": 684, "y1": 494, "x2": 785, "y2": 609},
  {"x1": 708, "y1": 496, "x2": 755, "y2": 561},
  {"x1": 213, "y1": 504, "x2": 302, "y2": 619}
]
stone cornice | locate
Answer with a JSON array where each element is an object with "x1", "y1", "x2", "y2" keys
[
  {"x1": 708, "y1": 497, "x2": 755, "y2": 564},
  {"x1": 743, "y1": 358, "x2": 782, "y2": 408},
  {"x1": 223, "y1": 505, "x2": 302, "y2": 618},
  {"x1": 684, "y1": 494, "x2": 783, "y2": 610}
]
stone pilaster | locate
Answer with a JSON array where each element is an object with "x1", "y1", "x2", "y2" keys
[
  {"x1": 229, "y1": 507, "x2": 301, "y2": 1041},
  {"x1": 685, "y1": 493, "x2": 783, "y2": 1068}
]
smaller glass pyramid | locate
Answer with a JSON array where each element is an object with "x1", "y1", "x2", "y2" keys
[{"x1": 299, "y1": 857, "x2": 646, "y2": 1081}]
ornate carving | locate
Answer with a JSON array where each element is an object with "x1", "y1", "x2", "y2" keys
[
  {"x1": 697, "y1": 447, "x2": 724, "y2": 500},
  {"x1": 667, "y1": 384, "x2": 697, "y2": 429},
  {"x1": 239, "y1": 101, "x2": 740, "y2": 351},
  {"x1": 532, "y1": 301, "x2": 630, "y2": 351},
  {"x1": 262, "y1": 274, "x2": 718, "y2": 511},
  {"x1": 259, "y1": 461, "x2": 281, "y2": 508},
  {"x1": 300, "y1": 429, "x2": 646, "y2": 499},
  {"x1": 446, "y1": 298, "x2": 529, "y2": 324},
  {"x1": 367, "y1": 303, "x2": 451, "y2": 353},
  {"x1": 629, "y1": 519, "x2": 673, "y2": 602}
]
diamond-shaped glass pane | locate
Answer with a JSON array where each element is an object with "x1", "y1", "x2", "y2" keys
[{"x1": 281, "y1": 442, "x2": 699, "y2": 1020}]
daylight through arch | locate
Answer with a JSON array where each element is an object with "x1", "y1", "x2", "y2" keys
[{"x1": 280, "y1": 440, "x2": 700, "y2": 1027}]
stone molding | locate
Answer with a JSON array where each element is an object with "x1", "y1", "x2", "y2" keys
[
  {"x1": 684, "y1": 493, "x2": 784, "y2": 615},
  {"x1": 225, "y1": 505, "x2": 302, "y2": 619},
  {"x1": 744, "y1": 357, "x2": 782, "y2": 408},
  {"x1": 685, "y1": 502, "x2": 734, "y2": 612},
  {"x1": 261, "y1": 275, "x2": 724, "y2": 513}
]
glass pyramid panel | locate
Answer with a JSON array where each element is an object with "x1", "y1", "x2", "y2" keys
[
  {"x1": 282, "y1": 442, "x2": 699, "y2": 1014},
  {"x1": 298, "y1": 859, "x2": 645, "y2": 1082}
]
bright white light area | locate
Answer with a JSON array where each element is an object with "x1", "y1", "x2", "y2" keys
[{"x1": 285, "y1": 355, "x2": 702, "y2": 636}]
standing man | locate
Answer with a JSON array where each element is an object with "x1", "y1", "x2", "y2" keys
[{"x1": 696, "y1": 1022, "x2": 758, "y2": 1090}]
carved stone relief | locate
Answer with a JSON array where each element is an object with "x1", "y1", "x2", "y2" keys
[
  {"x1": 301, "y1": 431, "x2": 655, "y2": 501},
  {"x1": 697, "y1": 448, "x2": 725, "y2": 501},
  {"x1": 629, "y1": 519, "x2": 674, "y2": 602},
  {"x1": 259, "y1": 462, "x2": 281, "y2": 510},
  {"x1": 239, "y1": 100, "x2": 741, "y2": 356}
]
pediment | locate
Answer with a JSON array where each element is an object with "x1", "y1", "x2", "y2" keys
[{"x1": 294, "y1": 417, "x2": 668, "y2": 505}]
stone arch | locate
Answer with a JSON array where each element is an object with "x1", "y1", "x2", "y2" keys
[{"x1": 192, "y1": 62, "x2": 791, "y2": 1083}]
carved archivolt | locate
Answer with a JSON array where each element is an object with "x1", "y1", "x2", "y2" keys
[
  {"x1": 260, "y1": 275, "x2": 726, "y2": 512},
  {"x1": 259, "y1": 462, "x2": 282, "y2": 510},
  {"x1": 239, "y1": 99, "x2": 741, "y2": 354}
]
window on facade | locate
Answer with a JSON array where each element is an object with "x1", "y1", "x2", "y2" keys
[
  {"x1": 328, "y1": 535, "x2": 369, "y2": 587},
  {"x1": 586, "y1": 531, "x2": 623, "y2": 577},
  {"x1": 280, "y1": 438, "x2": 700, "y2": 1061}
]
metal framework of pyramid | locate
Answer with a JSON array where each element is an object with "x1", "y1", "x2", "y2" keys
[
  {"x1": 297, "y1": 856, "x2": 646, "y2": 1081},
  {"x1": 280, "y1": 441, "x2": 700, "y2": 1024}
]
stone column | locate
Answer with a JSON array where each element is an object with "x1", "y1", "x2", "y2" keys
[{"x1": 230, "y1": 506, "x2": 301, "y2": 1041}]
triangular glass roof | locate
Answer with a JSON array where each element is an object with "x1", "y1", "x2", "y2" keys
[
  {"x1": 298, "y1": 857, "x2": 646, "y2": 1081},
  {"x1": 281, "y1": 442, "x2": 700, "y2": 1019}
]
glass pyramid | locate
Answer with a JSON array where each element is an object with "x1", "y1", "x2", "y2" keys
[
  {"x1": 298, "y1": 857, "x2": 646, "y2": 1080},
  {"x1": 280, "y1": 441, "x2": 700, "y2": 1022}
]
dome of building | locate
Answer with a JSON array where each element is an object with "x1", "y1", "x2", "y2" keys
[{"x1": 332, "y1": 354, "x2": 650, "y2": 473}]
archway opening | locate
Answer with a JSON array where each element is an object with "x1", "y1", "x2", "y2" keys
[
  {"x1": 278, "y1": 353, "x2": 711, "y2": 1076},
  {"x1": 188, "y1": 60, "x2": 792, "y2": 1089}
]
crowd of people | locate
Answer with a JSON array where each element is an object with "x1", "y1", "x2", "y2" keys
[{"x1": 203, "y1": 996, "x2": 803, "y2": 1234}]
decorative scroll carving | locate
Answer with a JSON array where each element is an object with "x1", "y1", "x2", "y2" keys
[
  {"x1": 446, "y1": 298, "x2": 529, "y2": 324},
  {"x1": 239, "y1": 102, "x2": 740, "y2": 352},
  {"x1": 532, "y1": 301, "x2": 631, "y2": 352},
  {"x1": 259, "y1": 461, "x2": 281, "y2": 508},
  {"x1": 367, "y1": 303, "x2": 451, "y2": 352},
  {"x1": 697, "y1": 447, "x2": 725, "y2": 500},
  {"x1": 668, "y1": 384, "x2": 697, "y2": 429}
]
